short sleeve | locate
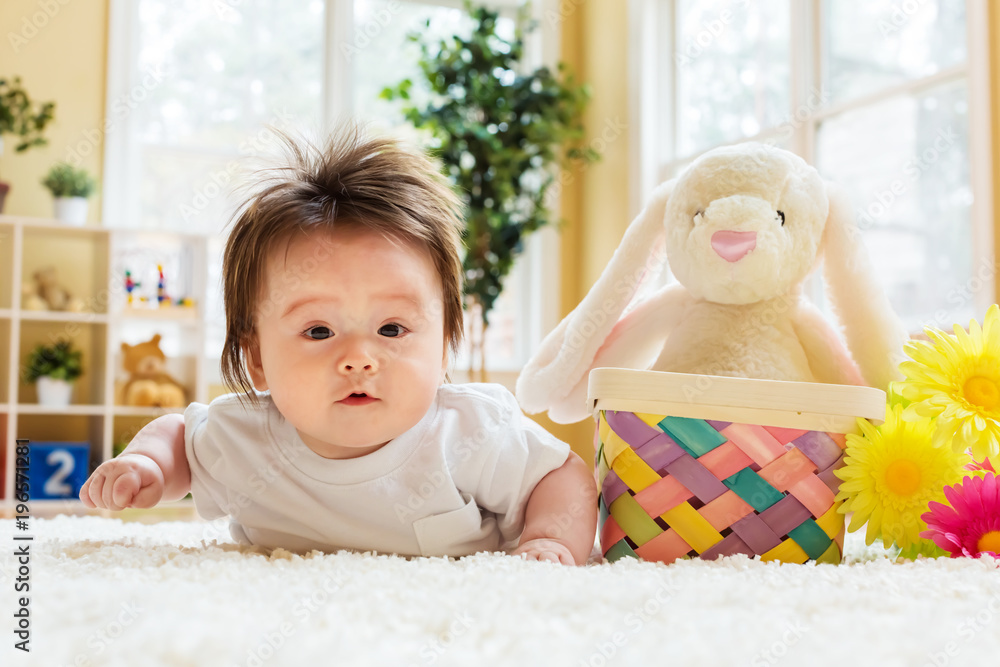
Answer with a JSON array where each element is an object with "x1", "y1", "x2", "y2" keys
[
  {"x1": 184, "y1": 401, "x2": 231, "y2": 520},
  {"x1": 444, "y1": 385, "x2": 571, "y2": 544}
]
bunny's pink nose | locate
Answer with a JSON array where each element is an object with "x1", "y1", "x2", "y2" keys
[{"x1": 711, "y1": 230, "x2": 757, "y2": 262}]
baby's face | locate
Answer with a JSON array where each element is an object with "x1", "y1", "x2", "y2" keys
[{"x1": 248, "y1": 226, "x2": 447, "y2": 459}]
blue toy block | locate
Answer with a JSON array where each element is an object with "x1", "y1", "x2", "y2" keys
[{"x1": 27, "y1": 442, "x2": 91, "y2": 500}]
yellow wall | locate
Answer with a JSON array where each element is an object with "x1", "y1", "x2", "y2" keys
[
  {"x1": 535, "y1": 1, "x2": 632, "y2": 459},
  {"x1": 991, "y1": 1, "x2": 1000, "y2": 301},
  {"x1": 0, "y1": 0, "x2": 109, "y2": 222}
]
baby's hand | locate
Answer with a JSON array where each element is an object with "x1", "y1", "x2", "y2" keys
[
  {"x1": 79, "y1": 454, "x2": 165, "y2": 510},
  {"x1": 512, "y1": 538, "x2": 576, "y2": 565}
]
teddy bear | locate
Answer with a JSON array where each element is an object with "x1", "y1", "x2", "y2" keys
[
  {"x1": 121, "y1": 334, "x2": 187, "y2": 407},
  {"x1": 516, "y1": 142, "x2": 909, "y2": 424},
  {"x1": 22, "y1": 266, "x2": 85, "y2": 312}
]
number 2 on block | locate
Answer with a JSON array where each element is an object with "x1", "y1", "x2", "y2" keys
[{"x1": 44, "y1": 449, "x2": 76, "y2": 497}]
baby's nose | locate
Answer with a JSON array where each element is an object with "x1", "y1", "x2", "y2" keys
[
  {"x1": 338, "y1": 339, "x2": 379, "y2": 374},
  {"x1": 339, "y1": 358, "x2": 377, "y2": 374},
  {"x1": 340, "y1": 362, "x2": 375, "y2": 373}
]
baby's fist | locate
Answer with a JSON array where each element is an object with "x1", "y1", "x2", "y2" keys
[
  {"x1": 512, "y1": 538, "x2": 577, "y2": 565},
  {"x1": 80, "y1": 454, "x2": 165, "y2": 511}
]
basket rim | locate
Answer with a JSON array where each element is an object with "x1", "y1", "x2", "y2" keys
[{"x1": 587, "y1": 368, "x2": 886, "y2": 424}]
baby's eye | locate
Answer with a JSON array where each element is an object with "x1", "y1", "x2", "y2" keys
[
  {"x1": 378, "y1": 323, "x2": 406, "y2": 338},
  {"x1": 302, "y1": 326, "x2": 334, "y2": 340}
]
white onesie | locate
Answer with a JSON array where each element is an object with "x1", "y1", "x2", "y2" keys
[{"x1": 184, "y1": 383, "x2": 571, "y2": 556}]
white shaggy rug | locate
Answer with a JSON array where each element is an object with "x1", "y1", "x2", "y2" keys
[{"x1": 2, "y1": 516, "x2": 999, "y2": 667}]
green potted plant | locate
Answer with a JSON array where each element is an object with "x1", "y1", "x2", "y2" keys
[
  {"x1": 0, "y1": 76, "x2": 56, "y2": 213},
  {"x1": 382, "y1": 1, "x2": 597, "y2": 379},
  {"x1": 23, "y1": 339, "x2": 84, "y2": 407},
  {"x1": 41, "y1": 162, "x2": 97, "y2": 225}
]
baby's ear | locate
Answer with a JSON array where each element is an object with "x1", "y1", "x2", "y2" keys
[{"x1": 243, "y1": 340, "x2": 268, "y2": 391}]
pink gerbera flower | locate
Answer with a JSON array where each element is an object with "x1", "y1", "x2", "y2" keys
[
  {"x1": 921, "y1": 473, "x2": 1000, "y2": 558},
  {"x1": 966, "y1": 457, "x2": 996, "y2": 474}
]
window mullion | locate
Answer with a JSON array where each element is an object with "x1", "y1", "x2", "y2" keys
[
  {"x1": 402, "y1": 0, "x2": 522, "y2": 10},
  {"x1": 522, "y1": 0, "x2": 559, "y2": 359},
  {"x1": 798, "y1": 0, "x2": 824, "y2": 309},
  {"x1": 628, "y1": 0, "x2": 662, "y2": 213},
  {"x1": 812, "y1": 64, "x2": 967, "y2": 123},
  {"x1": 668, "y1": 0, "x2": 679, "y2": 169},
  {"x1": 323, "y1": 0, "x2": 355, "y2": 128},
  {"x1": 788, "y1": 0, "x2": 818, "y2": 164},
  {"x1": 965, "y1": 0, "x2": 996, "y2": 312},
  {"x1": 102, "y1": 0, "x2": 142, "y2": 228}
]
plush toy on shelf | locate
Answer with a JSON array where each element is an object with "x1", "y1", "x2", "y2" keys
[
  {"x1": 120, "y1": 334, "x2": 186, "y2": 408},
  {"x1": 22, "y1": 266, "x2": 86, "y2": 312},
  {"x1": 516, "y1": 142, "x2": 909, "y2": 423}
]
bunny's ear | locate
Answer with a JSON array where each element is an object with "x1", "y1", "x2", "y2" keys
[
  {"x1": 516, "y1": 179, "x2": 676, "y2": 414},
  {"x1": 821, "y1": 183, "x2": 908, "y2": 390}
]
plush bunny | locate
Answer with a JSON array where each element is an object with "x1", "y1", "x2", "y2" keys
[{"x1": 516, "y1": 142, "x2": 908, "y2": 424}]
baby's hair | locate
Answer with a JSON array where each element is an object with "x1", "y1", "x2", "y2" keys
[{"x1": 221, "y1": 124, "x2": 466, "y2": 400}]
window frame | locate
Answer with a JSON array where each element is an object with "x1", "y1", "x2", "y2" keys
[
  {"x1": 103, "y1": 0, "x2": 562, "y2": 373},
  {"x1": 628, "y1": 0, "x2": 995, "y2": 322}
]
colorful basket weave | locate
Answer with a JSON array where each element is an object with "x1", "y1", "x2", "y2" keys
[{"x1": 589, "y1": 368, "x2": 887, "y2": 565}]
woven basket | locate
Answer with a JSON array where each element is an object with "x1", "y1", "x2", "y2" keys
[{"x1": 588, "y1": 368, "x2": 886, "y2": 565}]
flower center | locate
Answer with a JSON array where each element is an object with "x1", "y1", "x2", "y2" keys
[
  {"x1": 977, "y1": 530, "x2": 1000, "y2": 555},
  {"x1": 884, "y1": 459, "x2": 921, "y2": 496},
  {"x1": 964, "y1": 376, "x2": 1000, "y2": 410}
]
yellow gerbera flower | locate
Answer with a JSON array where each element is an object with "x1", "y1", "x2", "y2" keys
[
  {"x1": 896, "y1": 304, "x2": 1000, "y2": 469},
  {"x1": 834, "y1": 405, "x2": 970, "y2": 551}
]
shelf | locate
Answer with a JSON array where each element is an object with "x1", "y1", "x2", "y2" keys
[
  {"x1": 1, "y1": 215, "x2": 222, "y2": 506},
  {"x1": 1, "y1": 215, "x2": 111, "y2": 237},
  {"x1": 118, "y1": 306, "x2": 199, "y2": 322},
  {"x1": 0, "y1": 320, "x2": 8, "y2": 403},
  {"x1": 19, "y1": 310, "x2": 109, "y2": 323},
  {"x1": 113, "y1": 406, "x2": 186, "y2": 417},
  {"x1": 17, "y1": 404, "x2": 107, "y2": 415},
  {"x1": 16, "y1": 498, "x2": 89, "y2": 507}
]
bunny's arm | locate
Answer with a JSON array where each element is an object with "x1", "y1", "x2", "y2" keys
[
  {"x1": 516, "y1": 180, "x2": 676, "y2": 417},
  {"x1": 789, "y1": 302, "x2": 865, "y2": 386},
  {"x1": 545, "y1": 284, "x2": 693, "y2": 424}
]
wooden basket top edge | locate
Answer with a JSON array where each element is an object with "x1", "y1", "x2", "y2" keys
[{"x1": 587, "y1": 368, "x2": 887, "y2": 423}]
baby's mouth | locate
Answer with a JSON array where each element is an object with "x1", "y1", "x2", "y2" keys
[{"x1": 339, "y1": 392, "x2": 379, "y2": 406}]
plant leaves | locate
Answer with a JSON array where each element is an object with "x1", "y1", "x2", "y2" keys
[{"x1": 380, "y1": 0, "x2": 599, "y2": 325}]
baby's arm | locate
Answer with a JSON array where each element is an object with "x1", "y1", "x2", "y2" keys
[
  {"x1": 79, "y1": 413, "x2": 190, "y2": 510},
  {"x1": 512, "y1": 452, "x2": 599, "y2": 565}
]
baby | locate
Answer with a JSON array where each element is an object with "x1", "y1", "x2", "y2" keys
[{"x1": 80, "y1": 127, "x2": 598, "y2": 565}]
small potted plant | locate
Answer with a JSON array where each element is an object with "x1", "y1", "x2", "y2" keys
[
  {"x1": 23, "y1": 339, "x2": 84, "y2": 407},
  {"x1": 41, "y1": 162, "x2": 97, "y2": 225},
  {"x1": 0, "y1": 75, "x2": 56, "y2": 213}
]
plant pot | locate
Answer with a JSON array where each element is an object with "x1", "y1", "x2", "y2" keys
[
  {"x1": 36, "y1": 376, "x2": 74, "y2": 407},
  {"x1": 53, "y1": 197, "x2": 89, "y2": 226},
  {"x1": 0, "y1": 181, "x2": 9, "y2": 213},
  {"x1": 588, "y1": 368, "x2": 887, "y2": 565}
]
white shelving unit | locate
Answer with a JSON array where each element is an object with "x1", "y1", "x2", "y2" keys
[{"x1": 0, "y1": 215, "x2": 225, "y2": 512}]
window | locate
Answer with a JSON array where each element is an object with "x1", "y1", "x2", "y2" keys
[
  {"x1": 104, "y1": 0, "x2": 558, "y2": 375},
  {"x1": 632, "y1": 0, "x2": 993, "y2": 332}
]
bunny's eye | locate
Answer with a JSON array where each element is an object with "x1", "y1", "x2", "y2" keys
[{"x1": 777, "y1": 210, "x2": 785, "y2": 226}]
